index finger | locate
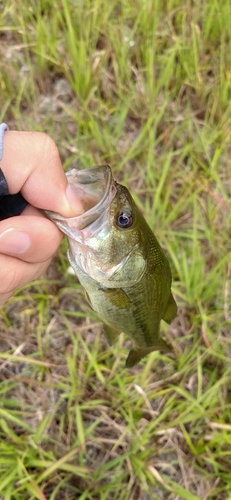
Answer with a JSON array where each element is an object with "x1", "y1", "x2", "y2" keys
[{"x1": 0, "y1": 131, "x2": 83, "y2": 217}]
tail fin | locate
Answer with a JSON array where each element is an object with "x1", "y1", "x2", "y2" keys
[{"x1": 125, "y1": 338, "x2": 172, "y2": 368}]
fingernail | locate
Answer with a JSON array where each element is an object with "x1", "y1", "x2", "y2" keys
[
  {"x1": 65, "y1": 184, "x2": 84, "y2": 215},
  {"x1": 0, "y1": 229, "x2": 31, "y2": 255}
]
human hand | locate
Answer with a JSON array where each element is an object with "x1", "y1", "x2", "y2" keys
[{"x1": 0, "y1": 131, "x2": 83, "y2": 305}]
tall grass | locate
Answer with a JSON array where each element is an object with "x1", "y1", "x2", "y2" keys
[{"x1": 0, "y1": 0, "x2": 231, "y2": 498}]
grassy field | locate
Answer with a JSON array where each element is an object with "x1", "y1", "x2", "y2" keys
[{"x1": 0, "y1": 0, "x2": 231, "y2": 498}]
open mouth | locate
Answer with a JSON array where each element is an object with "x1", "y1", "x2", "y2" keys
[{"x1": 45, "y1": 165, "x2": 116, "y2": 234}]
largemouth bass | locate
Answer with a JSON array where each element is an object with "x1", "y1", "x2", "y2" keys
[{"x1": 46, "y1": 165, "x2": 177, "y2": 367}]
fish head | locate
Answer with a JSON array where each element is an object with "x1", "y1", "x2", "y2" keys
[
  {"x1": 46, "y1": 165, "x2": 147, "y2": 286},
  {"x1": 104, "y1": 181, "x2": 148, "y2": 282}
]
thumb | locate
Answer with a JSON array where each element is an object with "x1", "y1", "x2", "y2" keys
[{"x1": 0, "y1": 131, "x2": 83, "y2": 217}]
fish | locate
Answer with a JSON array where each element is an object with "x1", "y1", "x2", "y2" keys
[{"x1": 46, "y1": 165, "x2": 177, "y2": 367}]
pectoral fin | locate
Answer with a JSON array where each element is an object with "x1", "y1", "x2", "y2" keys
[
  {"x1": 162, "y1": 293, "x2": 177, "y2": 324},
  {"x1": 103, "y1": 323, "x2": 121, "y2": 345},
  {"x1": 125, "y1": 337, "x2": 172, "y2": 368},
  {"x1": 101, "y1": 288, "x2": 131, "y2": 309}
]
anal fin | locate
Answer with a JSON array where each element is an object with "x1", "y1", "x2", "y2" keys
[{"x1": 103, "y1": 323, "x2": 120, "y2": 346}]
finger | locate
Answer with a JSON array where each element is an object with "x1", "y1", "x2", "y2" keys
[
  {"x1": 0, "y1": 253, "x2": 52, "y2": 305},
  {"x1": 0, "y1": 131, "x2": 83, "y2": 217},
  {"x1": 0, "y1": 206, "x2": 63, "y2": 264}
]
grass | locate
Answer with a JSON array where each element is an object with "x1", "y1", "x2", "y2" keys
[{"x1": 0, "y1": 0, "x2": 231, "y2": 498}]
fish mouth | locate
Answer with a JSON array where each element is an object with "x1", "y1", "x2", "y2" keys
[{"x1": 45, "y1": 165, "x2": 116, "y2": 235}]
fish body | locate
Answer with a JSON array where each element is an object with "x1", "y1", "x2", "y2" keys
[{"x1": 46, "y1": 165, "x2": 177, "y2": 367}]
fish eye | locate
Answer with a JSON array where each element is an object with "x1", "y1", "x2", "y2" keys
[{"x1": 115, "y1": 211, "x2": 133, "y2": 229}]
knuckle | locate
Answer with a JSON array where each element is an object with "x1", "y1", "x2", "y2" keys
[
  {"x1": 41, "y1": 134, "x2": 60, "y2": 166},
  {"x1": 0, "y1": 256, "x2": 51, "y2": 299}
]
